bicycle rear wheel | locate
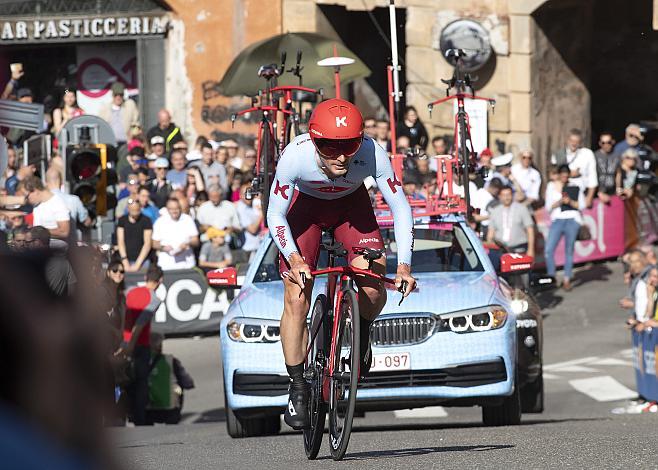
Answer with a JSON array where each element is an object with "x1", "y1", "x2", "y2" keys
[
  {"x1": 259, "y1": 124, "x2": 273, "y2": 224},
  {"x1": 304, "y1": 294, "x2": 329, "y2": 460},
  {"x1": 328, "y1": 289, "x2": 360, "y2": 461}
]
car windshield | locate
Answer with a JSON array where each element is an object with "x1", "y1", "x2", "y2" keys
[
  {"x1": 254, "y1": 223, "x2": 483, "y2": 283},
  {"x1": 382, "y1": 224, "x2": 484, "y2": 273}
]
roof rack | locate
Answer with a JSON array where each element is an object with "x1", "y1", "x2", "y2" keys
[{"x1": 375, "y1": 153, "x2": 468, "y2": 224}]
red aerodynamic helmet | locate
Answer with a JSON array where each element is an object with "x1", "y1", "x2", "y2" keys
[{"x1": 308, "y1": 98, "x2": 364, "y2": 157}]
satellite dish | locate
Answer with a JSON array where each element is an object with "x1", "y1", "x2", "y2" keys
[
  {"x1": 439, "y1": 19, "x2": 492, "y2": 72},
  {"x1": 62, "y1": 115, "x2": 118, "y2": 146}
]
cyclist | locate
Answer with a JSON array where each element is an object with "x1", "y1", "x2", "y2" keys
[{"x1": 267, "y1": 98, "x2": 417, "y2": 430}]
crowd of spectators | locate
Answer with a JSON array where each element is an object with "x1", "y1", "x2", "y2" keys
[{"x1": 2, "y1": 79, "x2": 656, "y2": 290}]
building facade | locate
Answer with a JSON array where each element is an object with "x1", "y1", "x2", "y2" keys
[{"x1": 3, "y1": 0, "x2": 658, "y2": 173}]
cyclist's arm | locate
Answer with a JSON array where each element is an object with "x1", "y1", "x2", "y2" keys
[
  {"x1": 266, "y1": 152, "x2": 299, "y2": 262},
  {"x1": 373, "y1": 145, "x2": 414, "y2": 265}
]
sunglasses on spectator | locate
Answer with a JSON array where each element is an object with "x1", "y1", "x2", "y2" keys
[
  {"x1": 174, "y1": 146, "x2": 188, "y2": 151},
  {"x1": 111, "y1": 267, "x2": 125, "y2": 274},
  {"x1": 128, "y1": 179, "x2": 138, "y2": 185},
  {"x1": 522, "y1": 155, "x2": 533, "y2": 159},
  {"x1": 127, "y1": 198, "x2": 139, "y2": 205},
  {"x1": 365, "y1": 124, "x2": 376, "y2": 128},
  {"x1": 600, "y1": 140, "x2": 613, "y2": 145}
]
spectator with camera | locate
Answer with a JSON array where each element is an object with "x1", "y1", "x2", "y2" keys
[
  {"x1": 615, "y1": 123, "x2": 643, "y2": 154},
  {"x1": 150, "y1": 158, "x2": 173, "y2": 209},
  {"x1": 396, "y1": 106, "x2": 429, "y2": 150},
  {"x1": 551, "y1": 128, "x2": 598, "y2": 208},
  {"x1": 544, "y1": 164, "x2": 587, "y2": 291}
]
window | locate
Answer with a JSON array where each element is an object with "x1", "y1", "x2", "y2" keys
[{"x1": 383, "y1": 224, "x2": 483, "y2": 273}]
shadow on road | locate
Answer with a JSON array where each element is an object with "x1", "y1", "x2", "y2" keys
[
  {"x1": 180, "y1": 408, "x2": 227, "y2": 423},
  {"x1": 347, "y1": 416, "x2": 606, "y2": 435},
  {"x1": 317, "y1": 444, "x2": 515, "y2": 461},
  {"x1": 573, "y1": 262, "x2": 614, "y2": 288}
]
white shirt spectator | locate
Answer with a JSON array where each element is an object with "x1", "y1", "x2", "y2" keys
[
  {"x1": 33, "y1": 192, "x2": 70, "y2": 230},
  {"x1": 152, "y1": 213, "x2": 199, "y2": 270},
  {"x1": 552, "y1": 148, "x2": 598, "y2": 192},
  {"x1": 471, "y1": 187, "x2": 496, "y2": 227},
  {"x1": 196, "y1": 200, "x2": 240, "y2": 231},
  {"x1": 511, "y1": 163, "x2": 541, "y2": 201},
  {"x1": 52, "y1": 189, "x2": 88, "y2": 225},
  {"x1": 634, "y1": 279, "x2": 649, "y2": 321},
  {"x1": 236, "y1": 200, "x2": 263, "y2": 253},
  {"x1": 544, "y1": 181, "x2": 586, "y2": 223},
  {"x1": 442, "y1": 180, "x2": 478, "y2": 199}
]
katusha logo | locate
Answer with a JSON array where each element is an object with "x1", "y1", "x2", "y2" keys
[{"x1": 335, "y1": 116, "x2": 347, "y2": 127}]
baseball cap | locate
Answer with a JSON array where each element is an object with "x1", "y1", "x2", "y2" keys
[
  {"x1": 150, "y1": 135, "x2": 165, "y2": 146},
  {"x1": 491, "y1": 152, "x2": 513, "y2": 168},
  {"x1": 154, "y1": 157, "x2": 169, "y2": 168},
  {"x1": 111, "y1": 82, "x2": 125, "y2": 96},
  {"x1": 206, "y1": 227, "x2": 227, "y2": 239}
]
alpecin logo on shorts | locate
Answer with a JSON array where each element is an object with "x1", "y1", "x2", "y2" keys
[
  {"x1": 276, "y1": 225, "x2": 287, "y2": 248},
  {"x1": 359, "y1": 237, "x2": 380, "y2": 244}
]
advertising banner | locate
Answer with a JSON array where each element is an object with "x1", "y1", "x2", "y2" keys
[
  {"x1": 125, "y1": 269, "x2": 232, "y2": 336},
  {"x1": 534, "y1": 197, "x2": 626, "y2": 266},
  {"x1": 632, "y1": 329, "x2": 658, "y2": 401},
  {"x1": 75, "y1": 43, "x2": 138, "y2": 117}
]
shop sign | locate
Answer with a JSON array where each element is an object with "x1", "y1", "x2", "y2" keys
[{"x1": 0, "y1": 15, "x2": 168, "y2": 42}]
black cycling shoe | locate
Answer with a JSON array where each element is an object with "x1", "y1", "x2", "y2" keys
[
  {"x1": 284, "y1": 384, "x2": 311, "y2": 430},
  {"x1": 359, "y1": 339, "x2": 372, "y2": 379}
]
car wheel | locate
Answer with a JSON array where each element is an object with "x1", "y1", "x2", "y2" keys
[
  {"x1": 482, "y1": 380, "x2": 522, "y2": 426},
  {"x1": 224, "y1": 384, "x2": 281, "y2": 438},
  {"x1": 521, "y1": 372, "x2": 544, "y2": 413}
]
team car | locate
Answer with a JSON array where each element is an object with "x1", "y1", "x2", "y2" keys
[{"x1": 209, "y1": 213, "x2": 544, "y2": 438}]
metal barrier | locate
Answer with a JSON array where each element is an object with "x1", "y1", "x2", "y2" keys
[
  {"x1": 124, "y1": 268, "x2": 231, "y2": 336},
  {"x1": 632, "y1": 328, "x2": 658, "y2": 401}
]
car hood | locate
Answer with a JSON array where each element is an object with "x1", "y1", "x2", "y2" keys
[{"x1": 230, "y1": 272, "x2": 498, "y2": 321}]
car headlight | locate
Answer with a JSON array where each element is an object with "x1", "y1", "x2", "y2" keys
[
  {"x1": 440, "y1": 306, "x2": 508, "y2": 333},
  {"x1": 226, "y1": 318, "x2": 281, "y2": 343}
]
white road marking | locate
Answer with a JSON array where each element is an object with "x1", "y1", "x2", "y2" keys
[
  {"x1": 542, "y1": 373, "x2": 562, "y2": 380},
  {"x1": 568, "y1": 376, "x2": 637, "y2": 402},
  {"x1": 619, "y1": 348, "x2": 634, "y2": 358},
  {"x1": 551, "y1": 365, "x2": 600, "y2": 373},
  {"x1": 544, "y1": 356, "x2": 600, "y2": 371},
  {"x1": 394, "y1": 406, "x2": 448, "y2": 419},
  {"x1": 590, "y1": 358, "x2": 634, "y2": 367}
]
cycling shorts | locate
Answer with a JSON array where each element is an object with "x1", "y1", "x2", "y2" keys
[{"x1": 278, "y1": 185, "x2": 385, "y2": 276}]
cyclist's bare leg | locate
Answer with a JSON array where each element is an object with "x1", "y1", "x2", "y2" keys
[
  {"x1": 280, "y1": 275, "x2": 314, "y2": 365},
  {"x1": 351, "y1": 256, "x2": 387, "y2": 321}
]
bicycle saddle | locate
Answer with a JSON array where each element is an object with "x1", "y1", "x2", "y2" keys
[{"x1": 258, "y1": 64, "x2": 280, "y2": 80}]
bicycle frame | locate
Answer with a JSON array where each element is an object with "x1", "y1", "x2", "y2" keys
[{"x1": 307, "y1": 263, "x2": 397, "y2": 402}]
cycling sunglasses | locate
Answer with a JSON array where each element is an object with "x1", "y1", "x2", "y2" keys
[{"x1": 314, "y1": 137, "x2": 362, "y2": 158}]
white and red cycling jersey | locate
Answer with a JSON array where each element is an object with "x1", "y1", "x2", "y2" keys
[{"x1": 266, "y1": 134, "x2": 414, "y2": 270}]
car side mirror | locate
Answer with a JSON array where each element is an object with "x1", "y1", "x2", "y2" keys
[
  {"x1": 207, "y1": 267, "x2": 241, "y2": 289},
  {"x1": 499, "y1": 253, "x2": 533, "y2": 275}
]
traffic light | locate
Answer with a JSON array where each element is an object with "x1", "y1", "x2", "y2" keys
[{"x1": 67, "y1": 143, "x2": 117, "y2": 217}]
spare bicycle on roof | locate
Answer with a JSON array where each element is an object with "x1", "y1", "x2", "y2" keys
[{"x1": 230, "y1": 51, "x2": 324, "y2": 223}]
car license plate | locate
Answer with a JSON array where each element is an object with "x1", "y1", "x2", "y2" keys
[{"x1": 370, "y1": 352, "x2": 410, "y2": 372}]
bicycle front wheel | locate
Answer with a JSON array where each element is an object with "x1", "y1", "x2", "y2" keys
[
  {"x1": 328, "y1": 288, "x2": 360, "y2": 461},
  {"x1": 304, "y1": 294, "x2": 328, "y2": 460}
]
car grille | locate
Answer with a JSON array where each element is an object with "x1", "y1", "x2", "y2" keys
[
  {"x1": 360, "y1": 360, "x2": 507, "y2": 389},
  {"x1": 371, "y1": 315, "x2": 435, "y2": 346}
]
